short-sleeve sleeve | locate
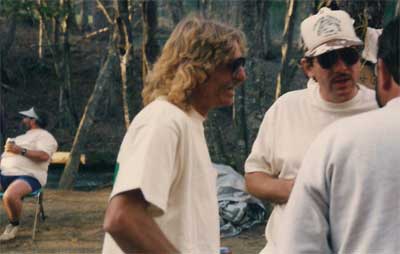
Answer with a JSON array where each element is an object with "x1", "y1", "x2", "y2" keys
[
  {"x1": 245, "y1": 103, "x2": 278, "y2": 176},
  {"x1": 111, "y1": 121, "x2": 179, "y2": 216},
  {"x1": 36, "y1": 132, "x2": 58, "y2": 157}
]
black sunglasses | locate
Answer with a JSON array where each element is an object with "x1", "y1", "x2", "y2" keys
[
  {"x1": 228, "y1": 57, "x2": 246, "y2": 74},
  {"x1": 316, "y1": 48, "x2": 360, "y2": 69}
]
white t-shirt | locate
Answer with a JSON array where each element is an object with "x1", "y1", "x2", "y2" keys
[
  {"x1": 102, "y1": 97, "x2": 220, "y2": 254},
  {"x1": 245, "y1": 79, "x2": 378, "y2": 253},
  {"x1": 0, "y1": 128, "x2": 58, "y2": 186},
  {"x1": 279, "y1": 97, "x2": 400, "y2": 254}
]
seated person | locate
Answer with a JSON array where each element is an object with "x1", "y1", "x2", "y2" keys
[{"x1": 0, "y1": 107, "x2": 57, "y2": 241}]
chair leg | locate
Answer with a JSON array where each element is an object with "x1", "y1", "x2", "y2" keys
[
  {"x1": 39, "y1": 192, "x2": 45, "y2": 221},
  {"x1": 32, "y1": 195, "x2": 41, "y2": 241}
]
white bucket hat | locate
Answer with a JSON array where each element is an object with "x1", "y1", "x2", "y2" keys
[
  {"x1": 301, "y1": 7, "x2": 363, "y2": 57},
  {"x1": 19, "y1": 107, "x2": 40, "y2": 120}
]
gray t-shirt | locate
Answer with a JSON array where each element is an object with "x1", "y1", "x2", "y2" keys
[{"x1": 279, "y1": 97, "x2": 400, "y2": 253}]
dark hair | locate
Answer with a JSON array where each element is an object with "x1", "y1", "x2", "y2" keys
[
  {"x1": 300, "y1": 57, "x2": 317, "y2": 81},
  {"x1": 378, "y1": 17, "x2": 400, "y2": 84},
  {"x1": 34, "y1": 109, "x2": 48, "y2": 128},
  {"x1": 304, "y1": 57, "x2": 314, "y2": 67}
]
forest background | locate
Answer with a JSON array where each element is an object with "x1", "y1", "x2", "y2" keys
[{"x1": 0, "y1": 0, "x2": 399, "y2": 190}]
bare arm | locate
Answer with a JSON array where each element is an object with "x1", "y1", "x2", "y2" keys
[
  {"x1": 103, "y1": 189, "x2": 179, "y2": 254},
  {"x1": 5, "y1": 143, "x2": 50, "y2": 162},
  {"x1": 245, "y1": 172, "x2": 295, "y2": 204}
]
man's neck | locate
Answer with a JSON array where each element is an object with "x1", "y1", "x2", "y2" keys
[
  {"x1": 320, "y1": 85, "x2": 359, "y2": 103},
  {"x1": 191, "y1": 100, "x2": 209, "y2": 118}
]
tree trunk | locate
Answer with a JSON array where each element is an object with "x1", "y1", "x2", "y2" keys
[
  {"x1": 37, "y1": 0, "x2": 44, "y2": 59},
  {"x1": 35, "y1": 0, "x2": 62, "y2": 78},
  {"x1": 263, "y1": 1, "x2": 272, "y2": 57},
  {"x1": 116, "y1": 0, "x2": 135, "y2": 129},
  {"x1": 0, "y1": 12, "x2": 16, "y2": 62},
  {"x1": 58, "y1": 0, "x2": 78, "y2": 130},
  {"x1": 198, "y1": 0, "x2": 210, "y2": 17},
  {"x1": 256, "y1": 0, "x2": 270, "y2": 58},
  {"x1": 0, "y1": 11, "x2": 17, "y2": 150},
  {"x1": 167, "y1": 0, "x2": 183, "y2": 25},
  {"x1": 0, "y1": 52, "x2": 3, "y2": 152},
  {"x1": 94, "y1": 0, "x2": 113, "y2": 30},
  {"x1": 80, "y1": 0, "x2": 90, "y2": 32},
  {"x1": 240, "y1": 0, "x2": 267, "y2": 58},
  {"x1": 141, "y1": 0, "x2": 159, "y2": 81},
  {"x1": 59, "y1": 35, "x2": 119, "y2": 190},
  {"x1": 275, "y1": 0, "x2": 297, "y2": 99},
  {"x1": 233, "y1": 0, "x2": 271, "y2": 171}
]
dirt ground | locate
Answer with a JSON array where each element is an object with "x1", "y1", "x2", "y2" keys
[{"x1": 0, "y1": 188, "x2": 266, "y2": 254}]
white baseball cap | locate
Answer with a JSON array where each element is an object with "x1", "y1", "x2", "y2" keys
[
  {"x1": 301, "y1": 7, "x2": 363, "y2": 57},
  {"x1": 19, "y1": 107, "x2": 40, "y2": 120}
]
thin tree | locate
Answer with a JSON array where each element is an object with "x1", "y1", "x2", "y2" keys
[
  {"x1": 198, "y1": 0, "x2": 210, "y2": 17},
  {"x1": 232, "y1": 0, "x2": 271, "y2": 171},
  {"x1": 35, "y1": 0, "x2": 77, "y2": 129},
  {"x1": 275, "y1": 0, "x2": 297, "y2": 99},
  {"x1": 59, "y1": 0, "x2": 78, "y2": 129},
  {"x1": 37, "y1": 0, "x2": 44, "y2": 59},
  {"x1": 0, "y1": 6, "x2": 17, "y2": 150},
  {"x1": 80, "y1": 0, "x2": 90, "y2": 32},
  {"x1": 167, "y1": 0, "x2": 183, "y2": 26},
  {"x1": 116, "y1": 0, "x2": 135, "y2": 129},
  {"x1": 59, "y1": 31, "x2": 120, "y2": 190},
  {"x1": 141, "y1": 0, "x2": 159, "y2": 81},
  {"x1": 0, "y1": 45, "x2": 3, "y2": 152}
]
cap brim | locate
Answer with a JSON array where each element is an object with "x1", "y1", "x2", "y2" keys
[{"x1": 305, "y1": 39, "x2": 363, "y2": 57}]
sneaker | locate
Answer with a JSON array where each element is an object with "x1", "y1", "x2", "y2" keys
[{"x1": 0, "y1": 224, "x2": 19, "y2": 241}]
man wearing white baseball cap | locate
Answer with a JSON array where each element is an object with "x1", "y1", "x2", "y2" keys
[
  {"x1": 245, "y1": 7, "x2": 378, "y2": 254},
  {"x1": 279, "y1": 16, "x2": 400, "y2": 254},
  {"x1": 0, "y1": 107, "x2": 57, "y2": 241}
]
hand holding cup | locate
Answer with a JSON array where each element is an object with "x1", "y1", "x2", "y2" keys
[{"x1": 5, "y1": 138, "x2": 18, "y2": 154}]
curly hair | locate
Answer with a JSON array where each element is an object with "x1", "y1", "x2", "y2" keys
[{"x1": 142, "y1": 15, "x2": 247, "y2": 111}]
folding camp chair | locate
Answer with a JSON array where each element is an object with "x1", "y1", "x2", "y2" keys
[{"x1": 0, "y1": 188, "x2": 45, "y2": 240}]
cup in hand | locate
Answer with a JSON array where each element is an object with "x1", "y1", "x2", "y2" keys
[{"x1": 5, "y1": 138, "x2": 15, "y2": 153}]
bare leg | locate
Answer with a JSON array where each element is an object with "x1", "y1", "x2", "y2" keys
[{"x1": 2, "y1": 180, "x2": 32, "y2": 222}]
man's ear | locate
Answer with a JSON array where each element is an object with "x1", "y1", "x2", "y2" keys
[
  {"x1": 377, "y1": 59, "x2": 392, "y2": 91},
  {"x1": 300, "y1": 58, "x2": 314, "y2": 79}
]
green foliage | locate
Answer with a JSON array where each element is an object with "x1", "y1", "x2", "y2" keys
[
  {"x1": 36, "y1": 1, "x2": 69, "y2": 21},
  {"x1": 0, "y1": 0, "x2": 68, "y2": 23},
  {"x1": 0, "y1": 0, "x2": 35, "y2": 18}
]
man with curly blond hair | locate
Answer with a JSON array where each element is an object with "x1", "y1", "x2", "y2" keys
[{"x1": 102, "y1": 15, "x2": 247, "y2": 254}]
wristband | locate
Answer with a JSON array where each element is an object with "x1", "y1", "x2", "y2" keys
[{"x1": 21, "y1": 148, "x2": 27, "y2": 156}]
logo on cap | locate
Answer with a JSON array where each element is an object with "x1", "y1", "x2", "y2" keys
[{"x1": 314, "y1": 15, "x2": 342, "y2": 37}]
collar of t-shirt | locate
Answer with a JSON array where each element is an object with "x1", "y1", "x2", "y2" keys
[
  {"x1": 189, "y1": 107, "x2": 206, "y2": 125},
  {"x1": 308, "y1": 78, "x2": 364, "y2": 112},
  {"x1": 386, "y1": 96, "x2": 400, "y2": 108},
  {"x1": 156, "y1": 95, "x2": 205, "y2": 124}
]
